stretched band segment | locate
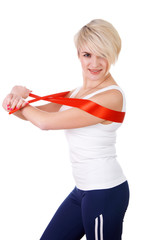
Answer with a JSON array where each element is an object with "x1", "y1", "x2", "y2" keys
[{"x1": 9, "y1": 91, "x2": 125, "y2": 123}]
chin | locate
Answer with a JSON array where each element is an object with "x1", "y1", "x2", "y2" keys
[{"x1": 89, "y1": 73, "x2": 104, "y2": 81}]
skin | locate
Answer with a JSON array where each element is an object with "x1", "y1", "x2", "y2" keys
[
  {"x1": 2, "y1": 47, "x2": 123, "y2": 129},
  {"x1": 78, "y1": 47, "x2": 109, "y2": 89}
]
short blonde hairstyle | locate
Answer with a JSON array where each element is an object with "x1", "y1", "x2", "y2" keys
[{"x1": 74, "y1": 19, "x2": 121, "y2": 67}]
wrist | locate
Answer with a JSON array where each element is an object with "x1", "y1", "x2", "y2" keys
[{"x1": 20, "y1": 103, "x2": 30, "y2": 113}]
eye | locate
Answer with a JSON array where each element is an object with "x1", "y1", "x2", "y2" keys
[{"x1": 83, "y1": 53, "x2": 91, "y2": 57}]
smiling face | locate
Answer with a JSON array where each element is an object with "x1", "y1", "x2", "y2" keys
[{"x1": 78, "y1": 47, "x2": 109, "y2": 82}]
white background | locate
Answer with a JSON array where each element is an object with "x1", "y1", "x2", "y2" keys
[{"x1": 0, "y1": 0, "x2": 159, "y2": 239}]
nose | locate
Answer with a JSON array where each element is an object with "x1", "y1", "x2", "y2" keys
[{"x1": 91, "y1": 55, "x2": 99, "y2": 68}]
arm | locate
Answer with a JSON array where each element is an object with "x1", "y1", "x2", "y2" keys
[
  {"x1": 20, "y1": 89, "x2": 123, "y2": 130},
  {"x1": 2, "y1": 86, "x2": 73, "y2": 120},
  {"x1": 2, "y1": 86, "x2": 32, "y2": 120}
]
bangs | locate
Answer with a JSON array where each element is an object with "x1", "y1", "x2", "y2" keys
[{"x1": 75, "y1": 26, "x2": 107, "y2": 58}]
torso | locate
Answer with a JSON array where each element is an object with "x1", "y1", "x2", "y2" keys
[{"x1": 60, "y1": 82, "x2": 127, "y2": 191}]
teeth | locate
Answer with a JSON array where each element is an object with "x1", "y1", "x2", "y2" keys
[{"x1": 90, "y1": 70, "x2": 100, "y2": 72}]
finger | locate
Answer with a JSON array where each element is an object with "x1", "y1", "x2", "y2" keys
[
  {"x1": 4, "y1": 94, "x2": 14, "y2": 111},
  {"x1": 16, "y1": 99, "x2": 29, "y2": 110},
  {"x1": 10, "y1": 97, "x2": 21, "y2": 110},
  {"x1": 9, "y1": 97, "x2": 21, "y2": 110},
  {"x1": 2, "y1": 97, "x2": 9, "y2": 111},
  {"x1": 21, "y1": 101, "x2": 29, "y2": 108},
  {"x1": 7, "y1": 104, "x2": 11, "y2": 111},
  {"x1": 6, "y1": 93, "x2": 14, "y2": 107},
  {"x1": 16, "y1": 98, "x2": 26, "y2": 109}
]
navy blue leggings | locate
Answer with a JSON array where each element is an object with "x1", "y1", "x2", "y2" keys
[{"x1": 40, "y1": 181, "x2": 129, "y2": 240}]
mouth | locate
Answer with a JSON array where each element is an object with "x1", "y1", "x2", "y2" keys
[{"x1": 88, "y1": 69, "x2": 102, "y2": 75}]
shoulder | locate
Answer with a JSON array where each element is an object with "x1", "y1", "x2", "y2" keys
[{"x1": 89, "y1": 87, "x2": 123, "y2": 112}]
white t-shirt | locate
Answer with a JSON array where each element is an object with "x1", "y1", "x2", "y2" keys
[{"x1": 60, "y1": 85, "x2": 127, "y2": 190}]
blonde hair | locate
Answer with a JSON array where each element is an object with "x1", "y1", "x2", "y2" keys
[{"x1": 74, "y1": 19, "x2": 121, "y2": 67}]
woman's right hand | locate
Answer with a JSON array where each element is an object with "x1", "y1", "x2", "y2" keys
[
  {"x1": 2, "y1": 93, "x2": 28, "y2": 112},
  {"x1": 11, "y1": 86, "x2": 31, "y2": 99}
]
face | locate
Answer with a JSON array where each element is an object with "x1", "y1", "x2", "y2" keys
[{"x1": 78, "y1": 47, "x2": 109, "y2": 82}]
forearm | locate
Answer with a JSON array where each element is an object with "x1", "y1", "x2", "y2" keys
[
  {"x1": 13, "y1": 110, "x2": 28, "y2": 120},
  {"x1": 36, "y1": 102, "x2": 62, "y2": 112},
  {"x1": 20, "y1": 105, "x2": 53, "y2": 129}
]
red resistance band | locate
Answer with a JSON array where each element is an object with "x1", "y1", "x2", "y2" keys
[{"x1": 9, "y1": 91, "x2": 125, "y2": 123}]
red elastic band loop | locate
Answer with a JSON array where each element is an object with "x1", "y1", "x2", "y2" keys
[{"x1": 9, "y1": 91, "x2": 125, "y2": 123}]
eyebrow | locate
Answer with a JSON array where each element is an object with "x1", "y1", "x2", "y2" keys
[{"x1": 81, "y1": 51, "x2": 91, "y2": 54}]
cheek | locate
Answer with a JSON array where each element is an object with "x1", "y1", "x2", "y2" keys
[
  {"x1": 102, "y1": 59, "x2": 108, "y2": 71},
  {"x1": 80, "y1": 59, "x2": 88, "y2": 70}
]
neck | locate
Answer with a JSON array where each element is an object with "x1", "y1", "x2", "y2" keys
[
  {"x1": 75, "y1": 73, "x2": 112, "y2": 99},
  {"x1": 82, "y1": 72, "x2": 111, "y2": 90}
]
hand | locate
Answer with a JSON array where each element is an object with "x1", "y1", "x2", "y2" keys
[
  {"x1": 11, "y1": 85, "x2": 31, "y2": 99},
  {"x1": 2, "y1": 93, "x2": 29, "y2": 112}
]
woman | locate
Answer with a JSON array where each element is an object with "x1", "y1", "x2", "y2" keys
[{"x1": 3, "y1": 19, "x2": 129, "y2": 240}]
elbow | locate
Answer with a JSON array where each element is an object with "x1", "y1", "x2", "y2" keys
[
  {"x1": 38, "y1": 121, "x2": 49, "y2": 130},
  {"x1": 32, "y1": 118, "x2": 49, "y2": 130},
  {"x1": 39, "y1": 125, "x2": 47, "y2": 131},
  {"x1": 38, "y1": 118, "x2": 55, "y2": 130},
  {"x1": 38, "y1": 121, "x2": 59, "y2": 131}
]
